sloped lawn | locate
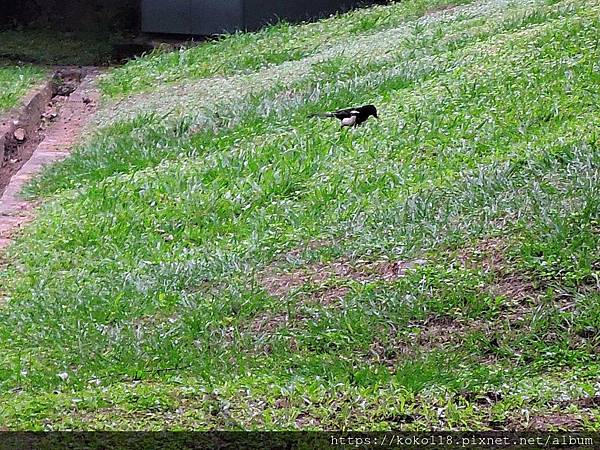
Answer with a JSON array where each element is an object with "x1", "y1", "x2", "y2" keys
[{"x1": 1, "y1": 0, "x2": 599, "y2": 430}]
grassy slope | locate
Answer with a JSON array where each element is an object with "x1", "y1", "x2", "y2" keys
[
  {"x1": 1, "y1": 0, "x2": 600, "y2": 430},
  {"x1": 0, "y1": 64, "x2": 45, "y2": 112},
  {"x1": 99, "y1": 0, "x2": 474, "y2": 98}
]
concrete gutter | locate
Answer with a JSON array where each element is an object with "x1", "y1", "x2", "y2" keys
[
  {"x1": 0, "y1": 80, "x2": 54, "y2": 171},
  {"x1": 0, "y1": 69, "x2": 100, "y2": 250}
]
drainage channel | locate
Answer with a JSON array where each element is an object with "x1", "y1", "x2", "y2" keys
[
  {"x1": 0, "y1": 67, "x2": 95, "y2": 196},
  {"x1": 0, "y1": 67, "x2": 100, "y2": 249}
]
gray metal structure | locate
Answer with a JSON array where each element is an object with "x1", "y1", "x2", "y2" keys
[{"x1": 141, "y1": 0, "x2": 372, "y2": 35}]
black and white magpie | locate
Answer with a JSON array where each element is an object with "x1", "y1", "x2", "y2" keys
[{"x1": 308, "y1": 104, "x2": 379, "y2": 128}]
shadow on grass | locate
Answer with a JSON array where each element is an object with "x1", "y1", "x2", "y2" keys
[{"x1": 0, "y1": 28, "x2": 153, "y2": 66}]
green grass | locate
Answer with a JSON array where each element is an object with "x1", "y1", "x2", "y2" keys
[
  {"x1": 1, "y1": 0, "x2": 600, "y2": 431},
  {"x1": 99, "y1": 0, "x2": 474, "y2": 98},
  {"x1": 0, "y1": 64, "x2": 45, "y2": 112}
]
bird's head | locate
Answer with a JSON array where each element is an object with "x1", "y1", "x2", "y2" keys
[{"x1": 363, "y1": 104, "x2": 379, "y2": 119}]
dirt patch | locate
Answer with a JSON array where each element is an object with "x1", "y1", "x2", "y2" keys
[
  {"x1": 295, "y1": 413, "x2": 321, "y2": 429},
  {"x1": 489, "y1": 274, "x2": 538, "y2": 303},
  {"x1": 459, "y1": 390, "x2": 504, "y2": 406},
  {"x1": 368, "y1": 337, "x2": 412, "y2": 366},
  {"x1": 522, "y1": 413, "x2": 583, "y2": 431},
  {"x1": 458, "y1": 236, "x2": 541, "y2": 304},
  {"x1": 425, "y1": 3, "x2": 458, "y2": 16},
  {"x1": 368, "y1": 316, "x2": 477, "y2": 366},
  {"x1": 457, "y1": 236, "x2": 509, "y2": 272},
  {"x1": 573, "y1": 395, "x2": 600, "y2": 409},
  {"x1": 0, "y1": 213, "x2": 33, "y2": 249},
  {"x1": 412, "y1": 316, "x2": 474, "y2": 350},
  {"x1": 311, "y1": 285, "x2": 351, "y2": 306},
  {"x1": 249, "y1": 311, "x2": 292, "y2": 334},
  {"x1": 0, "y1": 67, "x2": 100, "y2": 251},
  {"x1": 554, "y1": 395, "x2": 600, "y2": 411},
  {"x1": 259, "y1": 257, "x2": 427, "y2": 302}
]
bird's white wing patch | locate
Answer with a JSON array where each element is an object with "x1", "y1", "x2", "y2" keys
[{"x1": 342, "y1": 116, "x2": 357, "y2": 127}]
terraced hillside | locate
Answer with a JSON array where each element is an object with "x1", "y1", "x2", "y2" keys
[{"x1": 1, "y1": 0, "x2": 599, "y2": 430}]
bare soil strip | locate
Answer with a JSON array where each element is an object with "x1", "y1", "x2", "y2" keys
[{"x1": 0, "y1": 68, "x2": 100, "y2": 250}]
